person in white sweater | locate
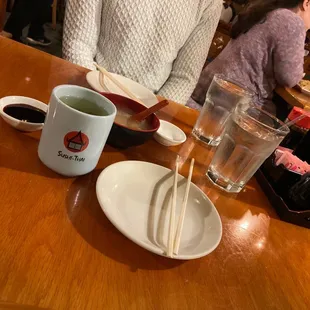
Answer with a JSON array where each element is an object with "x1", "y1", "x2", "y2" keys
[{"x1": 63, "y1": 0, "x2": 221, "y2": 105}]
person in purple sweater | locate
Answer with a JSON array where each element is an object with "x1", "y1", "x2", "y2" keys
[{"x1": 189, "y1": 0, "x2": 310, "y2": 113}]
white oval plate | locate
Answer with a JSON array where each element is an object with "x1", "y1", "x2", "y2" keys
[
  {"x1": 96, "y1": 161, "x2": 222, "y2": 260},
  {"x1": 86, "y1": 71, "x2": 158, "y2": 107}
]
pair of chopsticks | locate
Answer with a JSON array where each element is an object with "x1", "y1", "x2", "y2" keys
[
  {"x1": 167, "y1": 156, "x2": 195, "y2": 257},
  {"x1": 94, "y1": 63, "x2": 145, "y2": 106}
]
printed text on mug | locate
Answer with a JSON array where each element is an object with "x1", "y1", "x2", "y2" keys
[{"x1": 58, "y1": 151, "x2": 85, "y2": 162}]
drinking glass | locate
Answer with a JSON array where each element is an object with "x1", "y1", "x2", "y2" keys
[
  {"x1": 207, "y1": 105, "x2": 290, "y2": 193},
  {"x1": 192, "y1": 74, "x2": 252, "y2": 146}
]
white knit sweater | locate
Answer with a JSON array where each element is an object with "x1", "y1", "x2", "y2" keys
[{"x1": 63, "y1": 0, "x2": 221, "y2": 104}]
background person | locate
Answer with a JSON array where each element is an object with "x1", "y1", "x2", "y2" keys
[
  {"x1": 63, "y1": 0, "x2": 221, "y2": 105},
  {"x1": 4, "y1": 0, "x2": 52, "y2": 46},
  {"x1": 190, "y1": 0, "x2": 309, "y2": 113}
]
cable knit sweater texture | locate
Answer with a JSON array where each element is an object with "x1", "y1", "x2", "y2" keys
[{"x1": 63, "y1": 0, "x2": 221, "y2": 104}]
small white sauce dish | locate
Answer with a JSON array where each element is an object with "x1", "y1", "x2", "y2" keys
[
  {"x1": 154, "y1": 120, "x2": 186, "y2": 146},
  {"x1": 0, "y1": 96, "x2": 47, "y2": 132}
]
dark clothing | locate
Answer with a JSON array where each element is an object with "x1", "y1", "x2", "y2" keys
[{"x1": 4, "y1": 0, "x2": 52, "y2": 40}]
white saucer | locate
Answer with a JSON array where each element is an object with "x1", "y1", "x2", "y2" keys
[
  {"x1": 86, "y1": 71, "x2": 158, "y2": 107},
  {"x1": 96, "y1": 161, "x2": 222, "y2": 260},
  {"x1": 154, "y1": 120, "x2": 187, "y2": 146},
  {"x1": 0, "y1": 96, "x2": 47, "y2": 132}
]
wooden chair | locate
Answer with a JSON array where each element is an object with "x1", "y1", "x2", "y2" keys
[
  {"x1": 52, "y1": 0, "x2": 57, "y2": 29},
  {"x1": 0, "y1": 0, "x2": 8, "y2": 31}
]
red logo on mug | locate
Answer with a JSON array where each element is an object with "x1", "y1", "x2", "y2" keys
[{"x1": 64, "y1": 131, "x2": 89, "y2": 153}]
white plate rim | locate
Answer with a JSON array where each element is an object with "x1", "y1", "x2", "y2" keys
[
  {"x1": 96, "y1": 160, "x2": 222, "y2": 260},
  {"x1": 86, "y1": 71, "x2": 158, "y2": 107},
  {"x1": 300, "y1": 88, "x2": 310, "y2": 96}
]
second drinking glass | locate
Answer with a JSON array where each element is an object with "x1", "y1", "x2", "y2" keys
[
  {"x1": 207, "y1": 105, "x2": 289, "y2": 193},
  {"x1": 192, "y1": 74, "x2": 252, "y2": 146}
]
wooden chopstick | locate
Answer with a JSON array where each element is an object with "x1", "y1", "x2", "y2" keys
[
  {"x1": 94, "y1": 63, "x2": 145, "y2": 105},
  {"x1": 173, "y1": 158, "x2": 195, "y2": 255},
  {"x1": 99, "y1": 71, "x2": 105, "y2": 90},
  {"x1": 167, "y1": 155, "x2": 180, "y2": 258}
]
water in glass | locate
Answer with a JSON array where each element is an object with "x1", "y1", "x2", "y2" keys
[
  {"x1": 192, "y1": 75, "x2": 251, "y2": 146},
  {"x1": 207, "y1": 107, "x2": 289, "y2": 193}
]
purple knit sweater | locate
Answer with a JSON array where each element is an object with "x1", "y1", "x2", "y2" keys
[{"x1": 191, "y1": 9, "x2": 306, "y2": 110}]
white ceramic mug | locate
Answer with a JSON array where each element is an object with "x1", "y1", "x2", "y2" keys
[{"x1": 38, "y1": 85, "x2": 116, "y2": 176}]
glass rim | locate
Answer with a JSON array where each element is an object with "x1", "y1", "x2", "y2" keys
[
  {"x1": 242, "y1": 106, "x2": 290, "y2": 136},
  {"x1": 212, "y1": 74, "x2": 254, "y2": 98}
]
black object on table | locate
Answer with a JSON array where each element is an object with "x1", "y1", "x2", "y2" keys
[
  {"x1": 289, "y1": 173, "x2": 310, "y2": 211},
  {"x1": 256, "y1": 155, "x2": 310, "y2": 229},
  {"x1": 280, "y1": 107, "x2": 310, "y2": 151},
  {"x1": 294, "y1": 130, "x2": 310, "y2": 163}
]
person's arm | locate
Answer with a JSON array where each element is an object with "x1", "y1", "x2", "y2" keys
[
  {"x1": 157, "y1": 0, "x2": 222, "y2": 105},
  {"x1": 273, "y1": 13, "x2": 305, "y2": 88},
  {"x1": 62, "y1": 0, "x2": 103, "y2": 70}
]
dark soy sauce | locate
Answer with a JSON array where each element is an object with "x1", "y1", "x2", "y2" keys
[{"x1": 3, "y1": 104, "x2": 46, "y2": 123}]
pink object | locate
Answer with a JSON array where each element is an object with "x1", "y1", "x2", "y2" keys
[
  {"x1": 287, "y1": 107, "x2": 310, "y2": 129},
  {"x1": 274, "y1": 148, "x2": 310, "y2": 175},
  {"x1": 277, "y1": 146, "x2": 293, "y2": 153}
]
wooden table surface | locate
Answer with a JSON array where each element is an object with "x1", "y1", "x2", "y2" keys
[
  {"x1": 0, "y1": 37, "x2": 309, "y2": 310},
  {"x1": 276, "y1": 86, "x2": 310, "y2": 110}
]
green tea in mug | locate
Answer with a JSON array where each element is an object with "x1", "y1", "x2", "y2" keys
[{"x1": 60, "y1": 95, "x2": 108, "y2": 116}]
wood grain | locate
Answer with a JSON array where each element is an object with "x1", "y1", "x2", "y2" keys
[
  {"x1": 276, "y1": 86, "x2": 310, "y2": 110},
  {"x1": 0, "y1": 37, "x2": 310, "y2": 310}
]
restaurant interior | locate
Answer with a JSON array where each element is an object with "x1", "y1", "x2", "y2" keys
[{"x1": 0, "y1": 0, "x2": 309, "y2": 309}]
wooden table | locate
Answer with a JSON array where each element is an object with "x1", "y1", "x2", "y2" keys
[
  {"x1": 276, "y1": 86, "x2": 310, "y2": 110},
  {"x1": 275, "y1": 54, "x2": 310, "y2": 109},
  {"x1": 0, "y1": 37, "x2": 309, "y2": 310}
]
